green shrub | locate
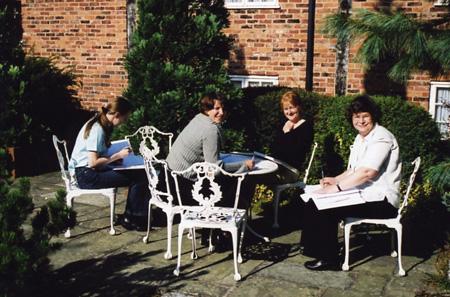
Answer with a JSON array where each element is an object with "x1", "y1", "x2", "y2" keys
[
  {"x1": 312, "y1": 95, "x2": 443, "y2": 178},
  {"x1": 0, "y1": 178, "x2": 76, "y2": 296},
  {"x1": 120, "y1": 0, "x2": 242, "y2": 146},
  {"x1": 0, "y1": 56, "x2": 80, "y2": 148},
  {"x1": 426, "y1": 159, "x2": 450, "y2": 211}
]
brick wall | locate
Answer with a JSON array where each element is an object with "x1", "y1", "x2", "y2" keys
[
  {"x1": 21, "y1": 0, "x2": 128, "y2": 110},
  {"x1": 224, "y1": 0, "x2": 449, "y2": 109},
  {"x1": 20, "y1": 0, "x2": 448, "y2": 111}
]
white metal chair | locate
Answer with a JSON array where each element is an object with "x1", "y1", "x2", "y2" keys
[
  {"x1": 125, "y1": 125, "x2": 173, "y2": 160},
  {"x1": 272, "y1": 142, "x2": 318, "y2": 228},
  {"x1": 342, "y1": 157, "x2": 421, "y2": 276},
  {"x1": 52, "y1": 135, "x2": 117, "y2": 238},
  {"x1": 140, "y1": 142, "x2": 182, "y2": 259},
  {"x1": 171, "y1": 162, "x2": 248, "y2": 281}
]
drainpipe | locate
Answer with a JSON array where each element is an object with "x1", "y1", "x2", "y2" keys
[{"x1": 305, "y1": 0, "x2": 316, "y2": 92}]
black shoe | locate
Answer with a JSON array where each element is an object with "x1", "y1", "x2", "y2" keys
[
  {"x1": 132, "y1": 216, "x2": 148, "y2": 232},
  {"x1": 117, "y1": 214, "x2": 136, "y2": 231},
  {"x1": 304, "y1": 259, "x2": 339, "y2": 271}
]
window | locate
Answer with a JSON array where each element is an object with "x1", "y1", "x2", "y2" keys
[
  {"x1": 433, "y1": 0, "x2": 449, "y2": 6},
  {"x1": 224, "y1": 0, "x2": 280, "y2": 9},
  {"x1": 429, "y1": 81, "x2": 450, "y2": 138},
  {"x1": 229, "y1": 75, "x2": 279, "y2": 88}
]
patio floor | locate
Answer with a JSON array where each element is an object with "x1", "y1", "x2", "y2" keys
[{"x1": 29, "y1": 171, "x2": 444, "y2": 297}]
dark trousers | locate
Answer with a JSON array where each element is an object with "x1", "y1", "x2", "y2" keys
[
  {"x1": 300, "y1": 198, "x2": 397, "y2": 261},
  {"x1": 75, "y1": 167, "x2": 150, "y2": 217}
]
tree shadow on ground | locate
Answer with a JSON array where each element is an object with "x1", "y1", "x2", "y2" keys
[{"x1": 34, "y1": 250, "x2": 196, "y2": 297}]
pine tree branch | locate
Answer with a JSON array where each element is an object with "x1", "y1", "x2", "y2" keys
[{"x1": 323, "y1": 8, "x2": 450, "y2": 82}]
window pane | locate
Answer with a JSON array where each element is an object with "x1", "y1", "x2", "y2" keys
[
  {"x1": 435, "y1": 87, "x2": 450, "y2": 136},
  {"x1": 248, "y1": 81, "x2": 260, "y2": 87},
  {"x1": 231, "y1": 80, "x2": 243, "y2": 88},
  {"x1": 261, "y1": 82, "x2": 274, "y2": 87}
]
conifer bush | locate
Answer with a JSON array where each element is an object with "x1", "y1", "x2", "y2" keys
[
  {"x1": 0, "y1": 149, "x2": 76, "y2": 296},
  {"x1": 121, "y1": 0, "x2": 242, "y2": 151}
]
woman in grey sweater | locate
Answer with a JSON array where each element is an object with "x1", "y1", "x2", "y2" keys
[
  {"x1": 166, "y1": 93, "x2": 253, "y2": 175},
  {"x1": 164, "y1": 93, "x2": 255, "y2": 247}
]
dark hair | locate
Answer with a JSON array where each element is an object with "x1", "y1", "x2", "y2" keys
[
  {"x1": 346, "y1": 95, "x2": 381, "y2": 125},
  {"x1": 199, "y1": 92, "x2": 225, "y2": 115},
  {"x1": 84, "y1": 96, "x2": 132, "y2": 146}
]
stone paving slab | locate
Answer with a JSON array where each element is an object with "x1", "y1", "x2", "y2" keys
[{"x1": 27, "y1": 172, "x2": 448, "y2": 297}]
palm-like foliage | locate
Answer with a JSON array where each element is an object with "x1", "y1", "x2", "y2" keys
[{"x1": 323, "y1": 8, "x2": 450, "y2": 82}]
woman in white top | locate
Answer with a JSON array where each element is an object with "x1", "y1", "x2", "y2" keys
[{"x1": 301, "y1": 95, "x2": 402, "y2": 271}]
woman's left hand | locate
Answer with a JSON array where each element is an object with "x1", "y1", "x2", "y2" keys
[{"x1": 282, "y1": 121, "x2": 295, "y2": 133}]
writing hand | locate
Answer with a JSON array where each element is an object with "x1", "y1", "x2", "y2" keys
[
  {"x1": 116, "y1": 147, "x2": 131, "y2": 159},
  {"x1": 320, "y1": 177, "x2": 336, "y2": 188}
]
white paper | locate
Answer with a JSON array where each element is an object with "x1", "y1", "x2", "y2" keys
[{"x1": 300, "y1": 184, "x2": 365, "y2": 210}]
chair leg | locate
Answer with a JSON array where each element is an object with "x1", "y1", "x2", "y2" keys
[
  {"x1": 64, "y1": 195, "x2": 74, "y2": 238},
  {"x1": 272, "y1": 188, "x2": 282, "y2": 229},
  {"x1": 390, "y1": 229, "x2": 398, "y2": 257},
  {"x1": 230, "y1": 228, "x2": 241, "y2": 281},
  {"x1": 173, "y1": 225, "x2": 185, "y2": 277},
  {"x1": 143, "y1": 202, "x2": 153, "y2": 243},
  {"x1": 191, "y1": 227, "x2": 198, "y2": 259},
  {"x1": 395, "y1": 225, "x2": 405, "y2": 276},
  {"x1": 108, "y1": 193, "x2": 116, "y2": 236},
  {"x1": 208, "y1": 229, "x2": 215, "y2": 253},
  {"x1": 164, "y1": 211, "x2": 174, "y2": 260},
  {"x1": 342, "y1": 223, "x2": 352, "y2": 271},
  {"x1": 187, "y1": 229, "x2": 193, "y2": 240},
  {"x1": 238, "y1": 219, "x2": 247, "y2": 264}
]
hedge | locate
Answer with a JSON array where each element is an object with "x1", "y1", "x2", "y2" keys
[{"x1": 233, "y1": 88, "x2": 444, "y2": 180}]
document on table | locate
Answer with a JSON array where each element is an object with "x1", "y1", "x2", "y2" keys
[
  {"x1": 107, "y1": 139, "x2": 144, "y2": 170},
  {"x1": 300, "y1": 184, "x2": 365, "y2": 210}
]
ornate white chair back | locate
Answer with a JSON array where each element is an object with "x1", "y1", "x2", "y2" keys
[
  {"x1": 139, "y1": 141, "x2": 172, "y2": 204},
  {"x1": 303, "y1": 142, "x2": 318, "y2": 184},
  {"x1": 171, "y1": 162, "x2": 246, "y2": 212},
  {"x1": 52, "y1": 135, "x2": 76, "y2": 190},
  {"x1": 397, "y1": 157, "x2": 421, "y2": 217},
  {"x1": 126, "y1": 126, "x2": 173, "y2": 160}
]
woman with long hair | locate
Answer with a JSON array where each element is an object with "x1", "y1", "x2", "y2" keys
[{"x1": 69, "y1": 96, "x2": 150, "y2": 231}]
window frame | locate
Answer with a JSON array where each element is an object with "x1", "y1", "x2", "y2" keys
[
  {"x1": 224, "y1": 0, "x2": 280, "y2": 9},
  {"x1": 433, "y1": 0, "x2": 449, "y2": 7},
  {"x1": 429, "y1": 81, "x2": 450, "y2": 138},
  {"x1": 229, "y1": 75, "x2": 279, "y2": 88}
]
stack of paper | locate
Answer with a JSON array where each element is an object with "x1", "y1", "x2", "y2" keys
[{"x1": 300, "y1": 184, "x2": 365, "y2": 210}]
